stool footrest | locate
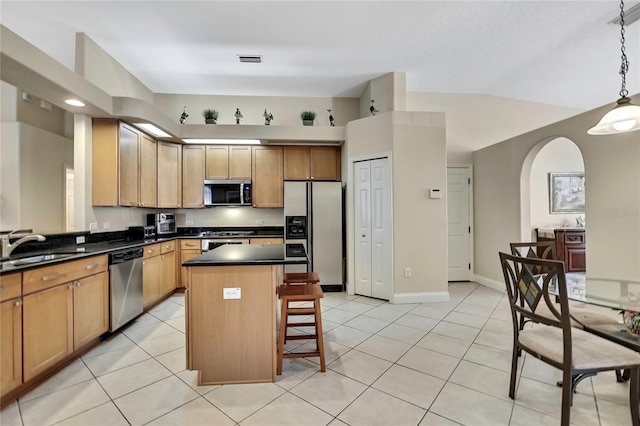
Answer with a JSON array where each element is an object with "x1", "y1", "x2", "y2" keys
[
  {"x1": 283, "y1": 351, "x2": 321, "y2": 359},
  {"x1": 285, "y1": 334, "x2": 317, "y2": 340},
  {"x1": 286, "y1": 322, "x2": 316, "y2": 327},
  {"x1": 286, "y1": 308, "x2": 316, "y2": 315}
]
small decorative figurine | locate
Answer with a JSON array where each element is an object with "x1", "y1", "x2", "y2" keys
[
  {"x1": 370, "y1": 100, "x2": 379, "y2": 116},
  {"x1": 235, "y1": 108, "x2": 243, "y2": 124},
  {"x1": 327, "y1": 109, "x2": 335, "y2": 127},
  {"x1": 179, "y1": 106, "x2": 188, "y2": 124},
  {"x1": 263, "y1": 109, "x2": 274, "y2": 125}
]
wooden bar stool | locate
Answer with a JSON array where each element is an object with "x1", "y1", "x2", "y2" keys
[
  {"x1": 283, "y1": 271, "x2": 320, "y2": 285},
  {"x1": 277, "y1": 279, "x2": 326, "y2": 375}
]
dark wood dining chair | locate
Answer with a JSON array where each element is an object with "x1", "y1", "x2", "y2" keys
[{"x1": 499, "y1": 252, "x2": 640, "y2": 426}]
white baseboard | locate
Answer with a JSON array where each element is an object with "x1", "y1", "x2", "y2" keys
[
  {"x1": 473, "y1": 275, "x2": 505, "y2": 292},
  {"x1": 390, "y1": 291, "x2": 450, "y2": 304}
]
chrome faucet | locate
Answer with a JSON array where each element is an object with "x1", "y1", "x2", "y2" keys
[{"x1": 1, "y1": 230, "x2": 46, "y2": 258}]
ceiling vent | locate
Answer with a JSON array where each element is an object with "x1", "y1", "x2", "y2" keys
[{"x1": 238, "y1": 55, "x2": 262, "y2": 63}]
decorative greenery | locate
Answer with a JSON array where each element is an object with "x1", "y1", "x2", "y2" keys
[
  {"x1": 300, "y1": 110, "x2": 317, "y2": 121},
  {"x1": 202, "y1": 109, "x2": 219, "y2": 120}
]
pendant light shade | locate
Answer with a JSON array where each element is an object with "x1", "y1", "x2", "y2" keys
[
  {"x1": 588, "y1": 97, "x2": 640, "y2": 135},
  {"x1": 588, "y1": 0, "x2": 640, "y2": 135}
]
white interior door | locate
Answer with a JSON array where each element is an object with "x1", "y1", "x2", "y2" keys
[
  {"x1": 447, "y1": 167, "x2": 471, "y2": 281},
  {"x1": 354, "y1": 158, "x2": 391, "y2": 300}
]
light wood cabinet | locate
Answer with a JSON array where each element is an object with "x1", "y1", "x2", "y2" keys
[
  {"x1": 92, "y1": 119, "x2": 157, "y2": 207},
  {"x1": 249, "y1": 238, "x2": 284, "y2": 245},
  {"x1": 160, "y1": 251, "x2": 176, "y2": 297},
  {"x1": 183, "y1": 145, "x2": 206, "y2": 208},
  {"x1": 206, "y1": 146, "x2": 252, "y2": 180},
  {"x1": 22, "y1": 255, "x2": 108, "y2": 383},
  {"x1": 157, "y1": 142, "x2": 182, "y2": 208},
  {"x1": 284, "y1": 146, "x2": 341, "y2": 181},
  {"x1": 179, "y1": 240, "x2": 202, "y2": 288},
  {"x1": 23, "y1": 283, "x2": 73, "y2": 382},
  {"x1": 143, "y1": 254, "x2": 161, "y2": 308},
  {"x1": 143, "y1": 242, "x2": 176, "y2": 307},
  {"x1": 73, "y1": 272, "x2": 109, "y2": 349},
  {"x1": 252, "y1": 146, "x2": 283, "y2": 208},
  {"x1": 0, "y1": 273, "x2": 22, "y2": 398}
]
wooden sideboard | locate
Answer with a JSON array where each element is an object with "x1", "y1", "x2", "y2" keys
[{"x1": 536, "y1": 228, "x2": 586, "y2": 272}]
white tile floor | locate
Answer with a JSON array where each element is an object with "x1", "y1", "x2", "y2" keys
[{"x1": 0, "y1": 282, "x2": 634, "y2": 425}]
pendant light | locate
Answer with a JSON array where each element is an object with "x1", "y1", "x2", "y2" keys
[{"x1": 588, "y1": 0, "x2": 640, "y2": 135}]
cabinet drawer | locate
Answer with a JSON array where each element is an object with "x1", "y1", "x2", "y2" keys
[
  {"x1": 143, "y1": 243, "x2": 162, "y2": 259},
  {"x1": 180, "y1": 240, "x2": 201, "y2": 250},
  {"x1": 23, "y1": 255, "x2": 107, "y2": 295},
  {"x1": 564, "y1": 233, "x2": 585, "y2": 245},
  {"x1": 0, "y1": 272, "x2": 22, "y2": 302},
  {"x1": 160, "y1": 240, "x2": 176, "y2": 254}
]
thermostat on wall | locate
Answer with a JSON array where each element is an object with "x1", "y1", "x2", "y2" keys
[{"x1": 429, "y1": 189, "x2": 442, "y2": 199}]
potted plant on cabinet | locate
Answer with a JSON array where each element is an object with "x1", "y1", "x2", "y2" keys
[
  {"x1": 202, "y1": 109, "x2": 219, "y2": 124},
  {"x1": 300, "y1": 110, "x2": 317, "y2": 126}
]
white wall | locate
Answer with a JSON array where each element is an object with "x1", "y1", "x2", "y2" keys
[
  {"x1": 406, "y1": 92, "x2": 584, "y2": 164},
  {"x1": 358, "y1": 72, "x2": 406, "y2": 119},
  {"x1": 473, "y1": 94, "x2": 640, "y2": 287},
  {"x1": 345, "y1": 111, "x2": 447, "y2": 302},
  {"x1": 529, "y1": 137, "x2": 584, "y2": 236}
]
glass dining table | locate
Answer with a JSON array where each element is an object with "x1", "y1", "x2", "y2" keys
[{"x1": 563, "y1": 274, "x2": 640, "y2": 352}]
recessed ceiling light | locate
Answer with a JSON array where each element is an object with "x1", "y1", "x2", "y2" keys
[
  {"x1": 183, "y1": 139, "x2": 261, "y2": 145},
  {"x1": 237, "y1": 55, "x2": 262, "y2": 63},
  {"x1": 134, "y1": 123, "x2": 171, "y2": 137},
  {"x1": 65, "y1": 99, "x2": 85, "y2": 107}
]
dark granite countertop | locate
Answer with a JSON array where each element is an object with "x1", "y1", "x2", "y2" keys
[{"x1": 184, "y1": 244, "x2": 307, "y2": 266}]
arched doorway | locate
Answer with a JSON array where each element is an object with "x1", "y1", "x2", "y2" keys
[{"x1": 520, "y1": 137, "x2": 586, "y2": 271}]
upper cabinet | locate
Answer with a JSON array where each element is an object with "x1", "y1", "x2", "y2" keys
[
  {"x1": 92, "y1": 119, "x2": 157, "y2": 207},
  {"x1": 284, "y1": 146, "x2": 341, "y2": 181},
  {"x1": 252, "y1": 146, "x2": 283, "y2": 208},
  {"x1": 205, "y1": 146, "x2": 251, "y2": 180},
  {"x1": 157, "y1": 142, "x2": 182, "y2": 208},
  {"x1": 182, "y1": 145, "x2": 206, "y2": 208}
]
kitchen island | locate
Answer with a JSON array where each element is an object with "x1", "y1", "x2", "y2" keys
[{"x1": 183, "y1": 244, "x2": 307, "y2": 385}]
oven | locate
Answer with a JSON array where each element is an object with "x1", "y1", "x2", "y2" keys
[{"x1": 201, "y1": 238, "x2": 250, "y2": 252}]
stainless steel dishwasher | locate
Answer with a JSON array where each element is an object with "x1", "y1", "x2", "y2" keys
[{"x1": 109, "y1": 247, "x2": 144, "y2": 331}]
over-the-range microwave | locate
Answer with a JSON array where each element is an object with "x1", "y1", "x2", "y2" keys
[{"x1": 204, "y1": 180, "x2": 252, "y2": 206}]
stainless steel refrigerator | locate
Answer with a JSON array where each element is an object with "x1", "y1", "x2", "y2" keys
[{"x1": 284, "y1": 181, "x2": 343, "y2": 290}]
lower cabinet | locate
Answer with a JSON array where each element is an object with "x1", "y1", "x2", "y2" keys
[
  {"x1": 143, "y1": 242, "x2": 176, "y2": 308},
  {"x1": 23, "y1": 283, "x2": 74, "y2": 382},
  {"x1": 143, "y1": 255, "x2": 162, "y2": 308},
  {"x1": 73, "y1": 272, "x2": 109, "y2": 349},
  {"x1": 160, "y1": 251, "x2": 176, "y2": 296},
  {"x1": 180, "y1": 250, "x2": 201, "y2": 288},
  {"x1": 1, "y1": 296, "x2": 22, "y2": 397}
]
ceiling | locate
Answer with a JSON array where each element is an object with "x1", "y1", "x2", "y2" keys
[{"x1": 1, "y1": 1, "x2": 639, "y2": 111}]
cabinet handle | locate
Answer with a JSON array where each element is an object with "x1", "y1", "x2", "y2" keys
[
  {"x1": 311, "y1": 177, "x2": 315, "y2": 179},
  {"x1": 76, "y1": 281, "x2": 81, "y2": 287},
  {"x1": 85, "y1": 263, "x2": 99, "y2": 270},
  {"x1": 186, "y1": 243, "x2": 197, "y2": 247},
  {"x1": 68, "y1": 284, "x2": 74, "y2": 290},
  {"x1": 14, "y1": 300, "x2": 21, "y2": 307},
  {"x1": 42, "y1": 273, "x2": 60, "y2": 282},
  {"x1": 141, "y1": 202, "x2": 145, "y2": 207},
  {"x1": 148, "y1": 249, "x2": 156, "y2": 254}
]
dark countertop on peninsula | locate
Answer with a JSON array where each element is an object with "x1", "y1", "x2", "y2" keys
[{"x1": 184, "y1": 244, "x2": 308, "y2": 266}]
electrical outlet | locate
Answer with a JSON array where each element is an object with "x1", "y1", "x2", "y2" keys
[
  {"x1": 404, "y1": 267, "x2": 412, "y2": 278},
  {"x1": 103, "y1": 222, "x2": 111, "y2": 229},
  {"x1": 76, "y1": 236, "x2": 85, "y2": 244},
  {"x1": 256, "y1": 219, "x2": 264, "y2": 225},
  {"x1": 89, "y1": 223, "x2": 98, "y2": 231},
  {"x1": 223, "y1": 287, "x2": 241, "y2": 300},
  {"x1": 186, "y1": 220, "x2": 194, "y2": 225}
]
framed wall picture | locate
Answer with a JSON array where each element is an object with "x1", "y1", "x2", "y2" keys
[{"x1": 549, "y1": 172, "x2": 585, "y2": 213}]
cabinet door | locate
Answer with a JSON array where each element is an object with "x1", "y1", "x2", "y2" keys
[
  {"x1": 205, "y1": 146, "x2": 229, "y2": 180},
  {"x1": 73, "y1": 272, "x2": 109, "y2": 349},
  {"x1": 139, "y1": 133, "x2": 157, "y2": 208},
  {"x1": 229, "y1": 146, "x2": 252, "y2": 180},
  {"x1": 119, "y1": 123, "x2": 140, "y2": 206},
  {"x1": 23, "y1": 284, "x2": 73, "y2": 382},
  {"x1": 310, "y1": 147, "x2": 339, "y2": 181},
  {"x1": 160, "y1": 251, "x2": 176, "y2": 296},
  {"x1": 0, "y1": 299, "x2": 22, "y2": 397},
  {"x1": 183, "y1": 145, "x2": 206, "y2": 208},
  {"x1": 180, "y1": 249, "x2": 201, "y2": 288},
  {"x1": 252, "y1": 146, "x2": 283, "y2": 208},
  {"x1": 91, "y1": 119, "x2": 119, "y2": 206},
  {"x1": 157, "y1": 142, "x2": 182, "y2": 208},
  {"x1": 143, "y1": 255, "x2": 161, "y2": 308},
  {"x1": 284, "y1": 146, "x2": 310, "y2": 180},
  {"x1": 249, "y1": 238, "x2": 284, "y2": 245}
]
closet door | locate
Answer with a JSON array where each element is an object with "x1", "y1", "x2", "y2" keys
[{"x1": 354, "y1": 158, "x2": 391, "y2": 300}]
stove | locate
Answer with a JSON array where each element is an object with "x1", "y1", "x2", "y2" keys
[{"x1": 198, "y1": 230, "x2": 256, "y2": 237}]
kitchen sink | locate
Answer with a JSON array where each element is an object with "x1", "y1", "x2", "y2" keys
[{"x1": 3, "y1": 253, "x2": 75, "y2": 267}]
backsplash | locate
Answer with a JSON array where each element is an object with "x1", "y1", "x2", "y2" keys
[{"x1": 174, "y1": 207, "x2": 284, "y2": 227}]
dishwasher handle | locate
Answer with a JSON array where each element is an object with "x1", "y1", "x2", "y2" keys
[{"x1": 109, "y1": 247, "x2": 144, "y2": 264}]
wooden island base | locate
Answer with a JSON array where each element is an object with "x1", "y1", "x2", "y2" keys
[{"x1": 186, "y1": 264, "x2": 281, "y2": 385}]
